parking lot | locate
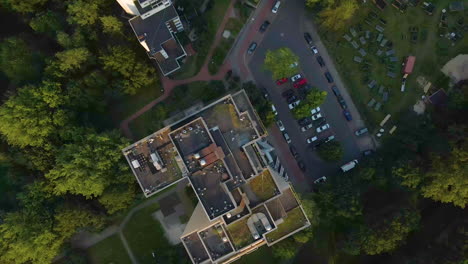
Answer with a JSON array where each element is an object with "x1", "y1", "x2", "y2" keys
[{"x1": 242, "y1": 0, "x2": 375, "y2": 183}]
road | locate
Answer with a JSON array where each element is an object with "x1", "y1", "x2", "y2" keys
[{"x1": 231, "y1": 0, "x2": 374, "y2": 184}]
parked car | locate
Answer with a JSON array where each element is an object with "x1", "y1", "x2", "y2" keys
[
  {"x1": 272, "y1": 0, "x2": 281, "y2": 13},
  {"x1": 355, "y1": 127, "x2": 369, "y2": 136},
  {"x1": 298, "y1": 117, "x2": 312, "y2": 126},
  {"x1": 324, "y1": 72, "x2": 334, "y2": 83},
  {"x1": 311, "y1": 46, "x2": 318, "y2": 54},
  {"x1": 276, "y1": 120, "x2": 285, "y2": 131},
  {"x1": 247, "y1": 42, "x2": 257, "y2": 54},
  {"x1": 301, "y1": 123, "x2": 313, "y2": 132},
  {"x1": 310, "y1": 106, "x2": 321, "y2": 115},
  {"x1": 343, "y1": 110, "x2": 352, "y2": 121},
  {"x1": 311, "y1": 112, "x2": 322, "y2": 120},
  {"x1": 363, "y1": 149, "x2": 374, "y2": 156},
  {"x1": 291, "y1": 74, "x2": 302, "y2": 82},
  {"x1": 306, "y1": 136, "x2": 318, "y2": 144},
  {"x1": 290, "y1": 145, "x2": 298, "y2": 158},
  {"x1": 341, "y1": 160, "x2": 358, "y2": 172},
  {"x1": 297, "y1": 160, "x2": 306, "y2": 171},
  {"x1": 293, "y1": 78, "x2": 307, "y2": 88},
  {"x1": 338, "y1": 96, "x2": 347, "y2": 109},
  {"x1": 288, "y1": 100, "x2": 300, "y2": 109},
  {"x1": 276, "y1": 77, "x2": 288, "y2": 85},
  {"x1": 316, "y1": 124, "x2": 330, "y2": 133},
  {"x1": 316, "y1": 56, "x2": 325, "y2": 67},
  {"x1": 259, "y1": 20, "x2": 270, "y2": 32},
  {"x1": 331, "y1": 85, "x2": 340, "y2": 96},
  {"x1": 271, "y1": 104, "x2": 278, "y2": 115},
  {"x1": 283, "y1": 132, "x2": 291, "y2": 143},
  {"x1": 304, "y1": 32, "x2": 313, "y2": 45},
  {"x1": 325, "y1": 135, "x2": 335, "y2": 143},
  {"x1": 313, "y1": 176, "x2": 327, "y2": 184},
  {"x1": 282, "y1": 89, "x2": 294, "y2": 98},
  {"x1": 286, "y1": 95, "x2": 297, "y2": 104}
]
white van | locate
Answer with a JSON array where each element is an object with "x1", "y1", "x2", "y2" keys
[
  {"x1": 272, "y1": 1, "x2": 281, "y2": 13},
  {"x1": 341, "y1": 159, "x2": 358, "y2": 172}
]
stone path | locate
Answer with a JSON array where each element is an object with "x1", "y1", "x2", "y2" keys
[{"x1": 120, "y1": 0, "x2": 237, "y2": 139}]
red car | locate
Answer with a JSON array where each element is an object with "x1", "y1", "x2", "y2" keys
[
  {"x1": 293, "y1": 78, "x2": 307, "y2": 88},
  {"x1": 276, "y1": 78, "x2": 288, "y2": 85}
]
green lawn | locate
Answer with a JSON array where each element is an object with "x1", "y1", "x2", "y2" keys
[
  {"x1": 208, "y1": 3, "x2": 253, "y2": 74},
  {"x1": 316, "y1": 1, "x2": 468, "y2": 128},
  {"x1": 87, "y1": 234, "x2": 132, "y2": 264},
  {"x1": 129, "y1": 80, "x2": 226, "y2": 138},
  {"x1": 266, "y1": 207, "x2": 308, "y2": 243},
  {"x1": 170, "y1": 0, "x2": 231, "y2": 80},
  {"x1": 233, "y1": 246, "x2": 279, "y2": 264},
  {"x1": 248, "y1": 170, "x2": 278, "y2": 202},
  {"x1": 226, "y1": 218, "x2": 255, "y2": 250},
  {"x1": 122, "y1": 202, "x2": 177, "y2": 263}
]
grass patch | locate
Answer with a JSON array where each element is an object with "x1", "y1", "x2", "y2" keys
[
  {"x1": 226, "y1": 218, "x2": 255, "y2": 250},
  {"x1": 87, "y1": 234, "x2": 132, "y2": 264},
  {"x1": 248, "y1": 170, "x2": 278, "y2": 202},
  {"x1": 266, "y1": 207, "x2": 308, "y2": 243},
  {"x1": 123, "y1": 202, "x2": 178, "y2": 263},
  {"x1": 316, "y1": 1, "x2": 468, "y2": 128},
  {"x1": 233, "y1": 246, "x2": 279, "y2": 264},
  {"x1": 129, "y1": 80, "x2": 226, "y2": 138},
  {"x1": 170, "y1": 0, "x2": 231, "y2": 79}
]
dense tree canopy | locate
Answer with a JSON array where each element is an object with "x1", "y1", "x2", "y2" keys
[
  {"x1": 264, "y1": 48, "x2": 299, "y2": 80},
  {"x1": 29, "y1": 11, "x2": 63, "y2": 36},
  {"x1": 100, "y1": 16, "x2": 124, "y2": 35},
  {"x1": 100, "y1": 46, "x2": 158, "y2": 95},
  {"x1": 319, "y1": 0, "x2": 358, "y2": 32},
  {"x1": 1, "y1": 0, "x2": 49, "y2": 13},
  {"x1": 316, "y1": 141, "x2": 343, "y2": 161},
  {"x1": 0, "y1": 36, "x2": 43, "y2": 84},
  {"x1": 66, "y1": 0, "x2": 100, "y2": 27},
  {"x1": 46, "y1": 130, "x2": 131, "y2": 199},
  {"x1": 0, "y1": 82, "x2": 69, "y2": 148}
]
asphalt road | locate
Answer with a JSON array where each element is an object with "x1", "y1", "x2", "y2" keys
[{"x1": 243, "y1": 0, "x2": 374, "y2": 183}]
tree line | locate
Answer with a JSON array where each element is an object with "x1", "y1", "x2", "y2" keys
[{"x1": 0, "y1": 0, "x2": 161, "y2": 263}]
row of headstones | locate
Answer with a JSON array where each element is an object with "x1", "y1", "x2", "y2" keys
[{"x1": 367, "y1": 80, "x2": 389, "y2": 111}]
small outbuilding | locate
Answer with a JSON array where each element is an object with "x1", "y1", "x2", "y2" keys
[{"x1": 403, "y1": 56, "x2": 416, "y2": 74}]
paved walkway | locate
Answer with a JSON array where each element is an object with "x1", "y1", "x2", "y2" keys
[{"x1": 120, "y1": 0, "x2": 237, "y2": 139}]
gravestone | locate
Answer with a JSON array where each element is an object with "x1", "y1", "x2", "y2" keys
[
  {"x1": 354, "y1": 56, "x2": 363, "y2": 63},
  {"x1": 359, "y1": 48, "x2": 367, "y2": 56},
  {"x1": 351, "y1": 41, "x2": 360, "y2": 49},
  {"x1": 343, "y1": 34, "x2": 352, "y2": 41},
  {"x1": 359, "y1": 36, "x2": 367, "y2": 45}
]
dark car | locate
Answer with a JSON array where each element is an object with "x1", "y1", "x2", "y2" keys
[
  {"x1": 331, "y1": 85, "x2": 341, "y2": 96},
  {"x1": 290, "y1": 146, "x2": 299, "y2": 158},
  {"x1": 247, "y1": 42, "x2": 257, "y2": 54},
  {"x1": 287, "y1": 95, "x2": 297, "y2": 104},
  {"x1": 324, "y1": 72, "x2": 334, "y2": 83},
  {"x1": 343, "y1": 110, "x2": 352, "y2": 121},
  {"x1": 304, "y1": 32, "x2": 313, "y2": 45},
  {"x1": 259, "y1": 20, "x2": 270, "y2": 32},
  {"x1": 298, "y1": 117, "x2": 312, "y2": 126},
  {"x1": 316, "y1": 56, "x2": 325, "y2": 67},
  {"x1": 297, "y1": 160, "x2": 306, "y2": 171},
  {"x1": 355, "y1": 127, "x2": 369, "y2": 136},
  {"x1": 337, "y1": 96, "x2": 347, "y2": 109},
  {"x1": 282, "y1": 89, "x2": 294, "y2": 98}
]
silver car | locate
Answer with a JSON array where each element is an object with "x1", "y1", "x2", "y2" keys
[{"x1": 316, "y1": 124, "x2": 330, "y2": 133}]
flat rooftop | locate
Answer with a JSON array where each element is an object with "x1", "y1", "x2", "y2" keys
[
  {"x1": 182, "y1": 233, "x2": 210, "y2": 264},
  {"x1": 122, "y1": 129, "x2": 184, "y2": 196}
]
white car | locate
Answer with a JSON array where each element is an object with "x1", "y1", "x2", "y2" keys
[
  {"x1": 283, "y1": 132, "x2": 291, "y2": 143},
  {"x1": 271, "y1": 104, "x2": 278, "y2": 115},
  {"x1": 311, "y1": 46, "x2": 318, "y2": 54},
  {"x1": 290, "y1": 74, "x2": 302, "y2": 82},
  {"x1": 313, "y1": 176, "x2": 327, "y2": 184},
  {"x1": 306, "y1": 136, "x2": 318, "y2": 144},
  {"x1": 311, "y1": 112, "x2": 322, "y2": 120},
  {"x1": 310, "y1": 106, "x2": 321, "y2": 115},
  {"x1": 325, "y1": 135, "x2": 335, "y2": 142},
  {"x1": 272, "y1": 1, "x2": 281, "y2": 13},
  {"x1": 276, "y1": 120, "x2": 285, "y2": 131},
  {"x1": 288, "y1": 100, "x2": 300, "y2": 109},
  {"x1": 301, "y1": 123, "x2": 313, "y2": 132},
  {"x1": 316, "y1": 124, "x2": 330, "y2": 133}
]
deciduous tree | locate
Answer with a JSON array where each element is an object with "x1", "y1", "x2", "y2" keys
[
  {"x1": 317, "y1": 141, "x2": 343, "y2": 161},
  {"x1": 264, "y1": 48, "x2": 299, "y2": 80},
  {"x1": 55, "y1": 47, "x2": 92, "y2": 73},
  {"x1": 100, "y1": 46, "x2": 158, "y2": 95},
  {"x1": 67, "y1": 0, "x2": 100, "y2": 27},
  {"x1": 0, "y1": 36, "x2": 42, "y2": 84},
  {"x1": 1, "y1": 0, "x2": 49, "y2": 13},
  {"x1": 29, "y1": 11, "x2": 63, "y2": 36},
  {"x1": 0, "y1": 82, "x2": 69, "y2": 148},
  {"x1": 319, "y1": 0, "x2": 357, "y2": 32},
  {"x1": 100, "y1": 16, "x2": 124, "y2": 35},
  {"x1": 293, "y1": 88, "x2": 327, "y2": 119}
]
